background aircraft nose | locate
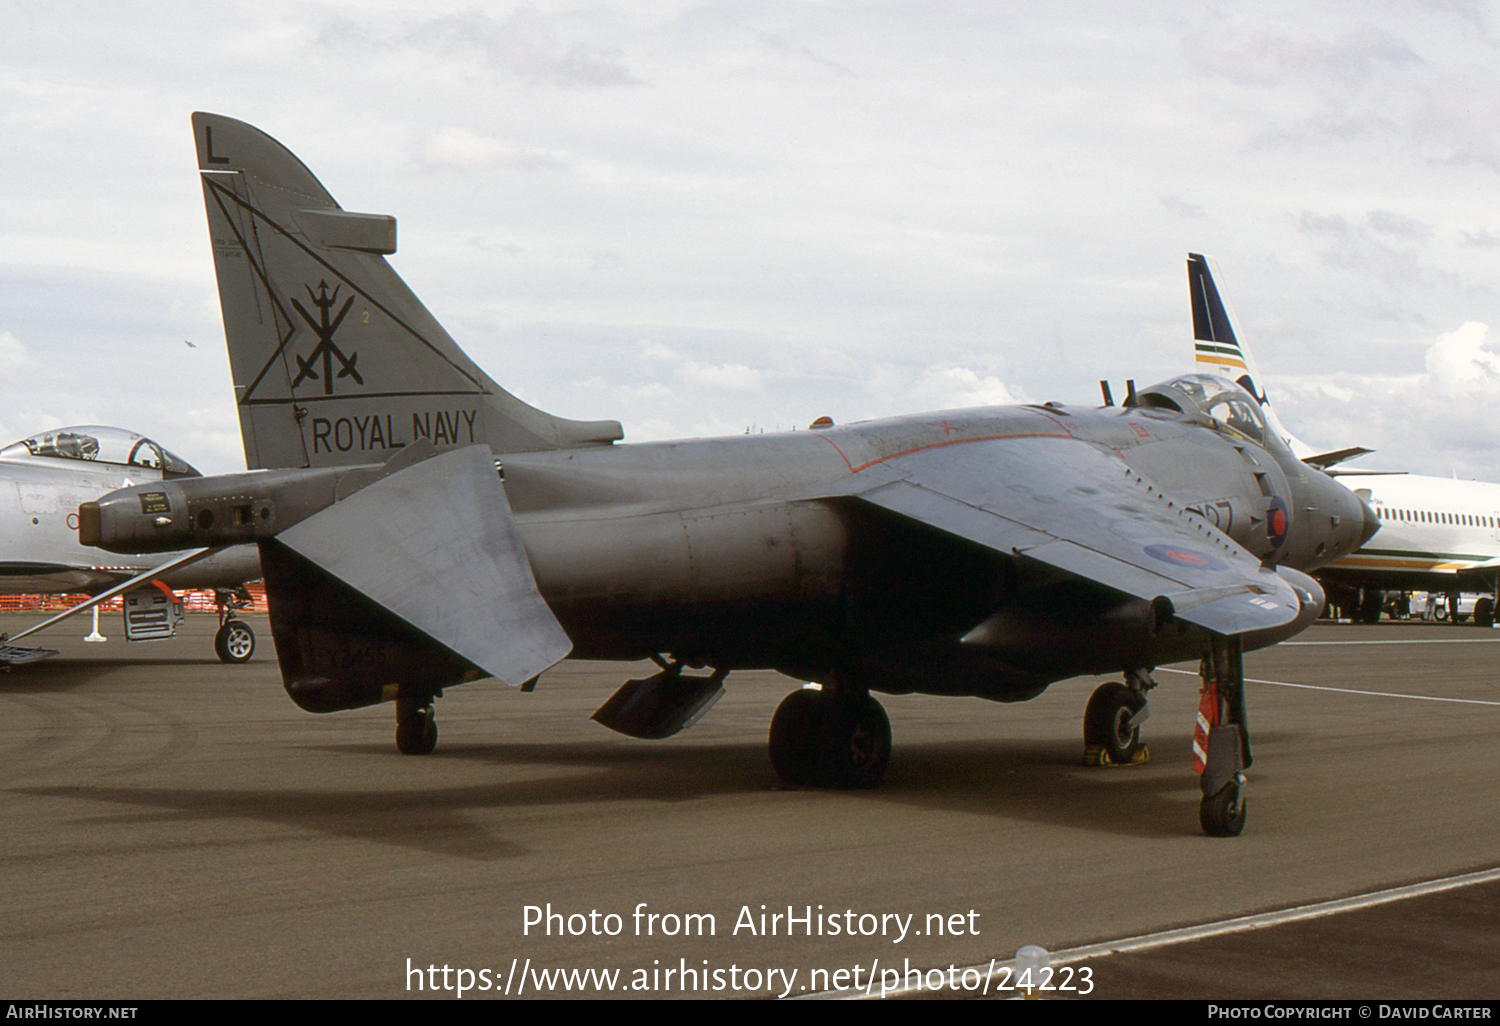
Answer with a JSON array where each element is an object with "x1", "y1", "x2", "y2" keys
[{"x1": 1358, "y1": 497, "x2": 1380, "y2": 548}]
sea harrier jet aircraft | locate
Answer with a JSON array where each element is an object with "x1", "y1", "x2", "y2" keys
[
  {"x1": 0, "y1": 425, "x2": 260, "y2": 664},
  {"x1": 79, "y1": 115, "x2": 1377, "y2": 836}
]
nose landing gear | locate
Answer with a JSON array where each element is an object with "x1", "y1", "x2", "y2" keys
[
  {"x1": 1083, "y1": 671, "x2": 1154, "y2": 766},
  {"x1": 395, "y1": 693, "x2": 439, "y2": 755}
]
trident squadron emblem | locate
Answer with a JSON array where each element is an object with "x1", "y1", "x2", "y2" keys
[{"x1": 289, "y1": 280, "x2": 364, "y2": 395}]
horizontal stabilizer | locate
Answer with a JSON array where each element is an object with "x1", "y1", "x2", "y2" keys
[
  {"x1": 292, "y1": 209, "x2": 396, "y2": 254},
  {"x1": 0, "y1": 645, "x2": 58, "y2": 667},
  {"x1": 1304, "y1": 446, "x2": 1373, "y2": 470},
  {"x1": 275, "y1": 445, "x2": 570, "y2": 686}
]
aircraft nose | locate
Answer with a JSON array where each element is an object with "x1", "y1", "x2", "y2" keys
[{"x1": 1358, "y1": 496, "x2": 1380, "y2": 548}]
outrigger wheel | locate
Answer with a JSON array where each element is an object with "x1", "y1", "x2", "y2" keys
[
  {"x1": 1200, "y1": 778, "x2": 1246, "y2": 837},
  {"x1": 1199, "y1": 634, "x2": 1251, "y2": 837},
  {"x1": 769, "y1": 687, "x2": 891, "y2": 789},
  {"x1": 1083, "y1": 681, "x2": 1148, "y2": 766}
]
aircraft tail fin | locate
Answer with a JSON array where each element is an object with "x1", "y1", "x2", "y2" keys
[
  {"x1": 191, "y1": 112, "x2": 622, "y2": 470},
  {"x1": 1186, "y1": 253, "x2": 1359, "y2": 465}
]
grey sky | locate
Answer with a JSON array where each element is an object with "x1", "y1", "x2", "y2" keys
[{"x1": 4, "y1": 1, "x2": 1500, "y2": 480}]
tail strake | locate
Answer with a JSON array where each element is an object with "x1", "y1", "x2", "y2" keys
[{"x1": 193, "y1": 112, "x2": 622, "y2": 470}]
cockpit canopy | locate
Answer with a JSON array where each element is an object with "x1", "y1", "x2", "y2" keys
[
  {"x1": 1133, "y1": 374, "x2": 1281, "y2": 450},
  {"x1": 0, "y1": 426, "x2": 200, "y2": 478}
]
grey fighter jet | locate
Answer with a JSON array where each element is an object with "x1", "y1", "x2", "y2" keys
[
  {"x1": 79, "y1": 114, "x2": 1377, "y2": 836},
  {"x1": 0, "y1": 425, "x2": 261, "y2": 664}
]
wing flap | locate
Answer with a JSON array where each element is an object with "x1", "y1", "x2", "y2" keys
[{"x1": 859, "y1": 480, "x2": 1051, "y2": 554}]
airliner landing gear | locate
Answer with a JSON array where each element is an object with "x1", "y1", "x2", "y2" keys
[
  {"x1": 1083, "y1": 672, "x2": 1154, "y2": 766},
  {"x1": 213, "y1": 619, "x2": 255, "y2": 663},
  {"x1": 395, "y1": 693, "x2": 438, "y2": 755},
  {"x1": 213, "y1": 586, "x2": 256, "y2": 664},
  {"x1": 769, "y1": 685, "x2": 891, "y2": 789},
  {"x1": 1198, "y1": 635, "x2": 1250, "y2": 837},
  {"x1": 1474, "y1": 597, "x2": 1495, "y2": 628}
]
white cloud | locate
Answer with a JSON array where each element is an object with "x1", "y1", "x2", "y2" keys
[
  {"x1": 677, "y1": 361, "x2": 762, "y2": 392},
  {"x1": 7, "y1": 1, "x2": 1500, "y2": 477},
  {"x1": 905, "y1": 365, "x2": 1031, "y2": 410},
  {"x1": 640, "y1": 342, "x2": 681, "y2": 362},
  {"x1": 1271, "y1": 321, "x2": 1500, "y2": 478},
  {"x1": 0, "y1": 331, "x2": 29, "y2": 374},
  {"x1": 422, "y1": 127, "x2": 565, "y2": 170},
  {"x1": 1424, "y1": 321, "x2": 1500, "y2": 390}
]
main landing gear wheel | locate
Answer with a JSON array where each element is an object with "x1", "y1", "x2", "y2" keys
[
  {"x1": 768, "y1": 688, "x2": 891, "y2": 789},
  {"x1": 213, "y1": 619, "x2": 255, "y2": 664},
  {"x1": 1083, "y1": 681, "x2": 1147, "y2": 765},
  {"x1": 1200, "y1": 783, "x2": 1247, "y2": 837},
  {"x1": 1475, "y1": 597, "x2": 1495, "y2": 628},
  {"x1": 768, "y1": 688, "x2": 823, "y2": 786},
  {"x1": 823, "y1": 693, "x2": 891, "y2": 789},
  {"x1": 396, "y1": 703, "x2": 438, "y2": 755}
]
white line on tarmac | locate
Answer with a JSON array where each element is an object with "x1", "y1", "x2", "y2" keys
[
  {"x1": 821, "y1": 865, "x2": 1500, "y2": 1000},
  {"x1": 1155, "y1": 667, "x2": 1500, "y2": 706},
  {"x1": 1283, "y1": 638, "x2": 1500, "y2": 646}
]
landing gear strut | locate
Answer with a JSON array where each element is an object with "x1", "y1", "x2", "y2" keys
[
  {"x1": 1198, "y1": 634, "x2": 1251, "y2": 837},
  {"x1": 769, "y1": 685, "x2": 891, "y2": 789},
  {"x1": 395, "y1": 693, "x2": 438, "y2": 755},
  {"x1": 1083, "y1": 671, "x2": 1154, "y2": 766}
]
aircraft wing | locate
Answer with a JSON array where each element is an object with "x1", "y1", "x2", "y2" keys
[{"x1": 846, "y1": 436, "x2": 1305, "y2": 635}]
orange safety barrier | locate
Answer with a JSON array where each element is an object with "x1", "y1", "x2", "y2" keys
[{"x1": 0, "y1": 582, "x2": 267, "y2": 613}]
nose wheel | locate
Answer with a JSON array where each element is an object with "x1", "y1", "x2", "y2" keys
[
  {"x1": 769, "y1": 687, "x2": 891, "y2": 789},
  {"x1": 1083, "y1": 678, "x2": 1151, "y2": 766},
  {"x1": 395, "y1": 695, "x2": 438, "y2": 755}
]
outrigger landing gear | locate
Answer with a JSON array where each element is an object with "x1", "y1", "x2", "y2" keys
[
  {"x1": 1083, "y1": 670, "x2": 1154, "y2": 766},
  {"x1": 1198, "y1": 634, "x2": 1251, "y2": 837},
  {"x1": 395, "y1": 692, "x2": 438, "y2": 755},
  {"x1": 769, "y1": 684, "x2": 891, "y2": 789}
]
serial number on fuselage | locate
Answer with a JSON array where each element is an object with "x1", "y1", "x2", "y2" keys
[{"x1": 301, "y1": 641, "x2": 399, "y2": 674}]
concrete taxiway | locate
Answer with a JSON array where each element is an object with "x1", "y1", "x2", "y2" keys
[{"x1": 1, "y1": 614, "x2": 1497, "y2": 999}]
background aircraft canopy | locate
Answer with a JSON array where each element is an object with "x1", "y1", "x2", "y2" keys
[
  {"x1": 1135, "y1": 374, "x2": 1277, "y2": 450},
  {"x1": 0, "y1": 425, "x2": 200, "y2": 477}
]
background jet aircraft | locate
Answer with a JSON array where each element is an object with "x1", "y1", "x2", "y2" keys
[
  {"x1": 1189, "y1": 253, "x2": 1500, "y2": 626},
  {"x1": 79, "y1": 114, "x2": 1378, "y2": 837},
  {"x1": 0, "y1": 424, "x2": 261, "y2": 663}
]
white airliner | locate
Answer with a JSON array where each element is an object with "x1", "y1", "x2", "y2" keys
[{"x1": 1187, "y1": 253, "x2": 1500, "y2": 626}]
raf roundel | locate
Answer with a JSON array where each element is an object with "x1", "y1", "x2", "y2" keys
[
  {"x1": 1143, "y1": 543, "x2": 1227, "y2": 572},
  {"x1": 1267, "y1": 496, "x2": 1290, "y2": 548}
]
